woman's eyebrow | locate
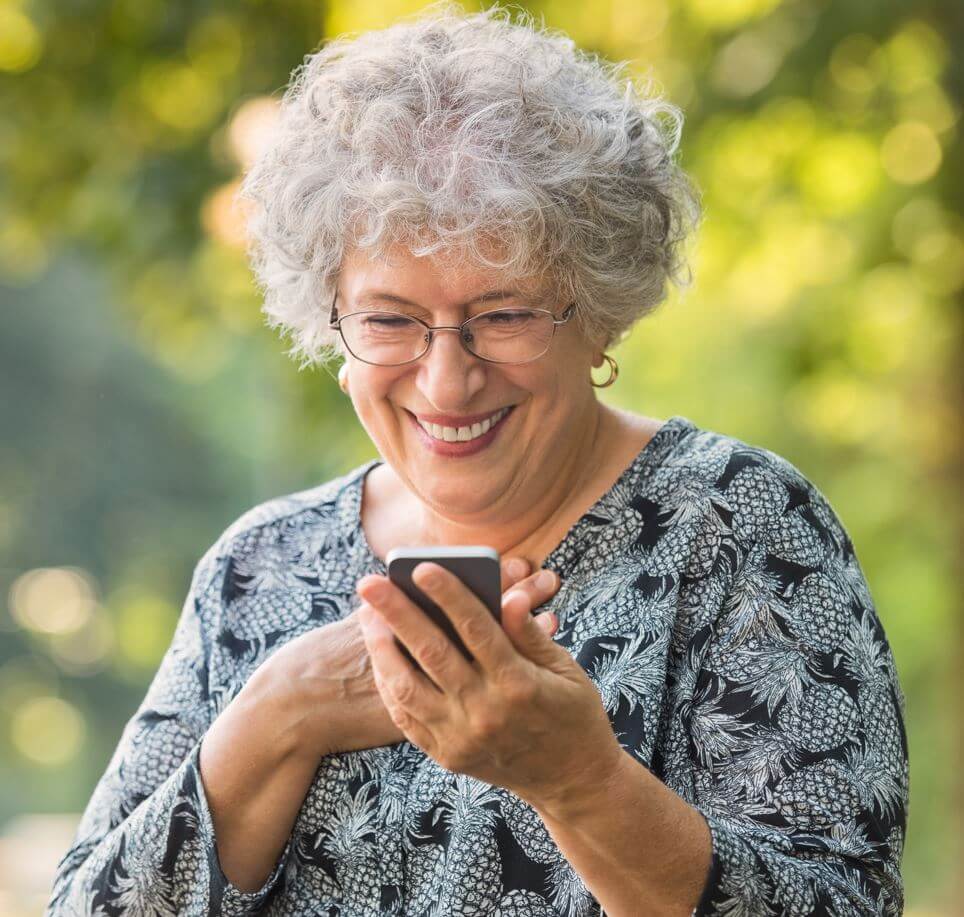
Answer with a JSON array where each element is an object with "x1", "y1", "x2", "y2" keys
[{"x1": 355, "y1": 289, "x2": 524, "y2": 308}]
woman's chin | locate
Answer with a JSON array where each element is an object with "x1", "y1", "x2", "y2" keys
[{"x1": 416, "y1": 480, "x2": 502, "y2": 517}]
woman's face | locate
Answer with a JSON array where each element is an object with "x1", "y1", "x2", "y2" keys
[{"x1": 337, "y1": 244, "x2": 605, "y2": 520}]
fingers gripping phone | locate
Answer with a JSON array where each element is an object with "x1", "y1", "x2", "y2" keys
[{"x1": 385, "y1": 546, "x2": 501, "y2": 670}]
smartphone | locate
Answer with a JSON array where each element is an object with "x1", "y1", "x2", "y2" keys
[{"x1": 385, "y1": 545, "x2": 501, "y2": 669}]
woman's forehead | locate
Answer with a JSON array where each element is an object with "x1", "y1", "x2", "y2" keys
[{"x1": 340, "y1": 246, "x2": 548, "y2": 301}]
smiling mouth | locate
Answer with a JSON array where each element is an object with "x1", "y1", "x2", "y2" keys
[{"x1": 410, "y1": 406, "x2": 515, "y2": 443}]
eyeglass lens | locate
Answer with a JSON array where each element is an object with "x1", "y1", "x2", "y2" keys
[{"x1": 338, "y1": 309, "x2": 556, "y2": 365}]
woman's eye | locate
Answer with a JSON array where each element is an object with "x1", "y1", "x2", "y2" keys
[
  {"x1": 479, "y1": 310, "x2": 533, "y2": 325},
  {"x1": 363, "y1": 316, "x2": 412, "y2": 329}
]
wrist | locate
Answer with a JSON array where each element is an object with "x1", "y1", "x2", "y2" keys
[
  {"x1": 240, "y1": 660, "x2": 322, "y2": 764},
  {"x1": 528, "y1": 740, "x2": 632, "y2": 824}
]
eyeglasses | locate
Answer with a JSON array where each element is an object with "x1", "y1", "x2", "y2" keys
[{"x1": 328, "y1": 291, "x2": 576, "y2": 366}]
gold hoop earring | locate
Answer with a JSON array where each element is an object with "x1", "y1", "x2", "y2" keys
[
  {"x1": 590, "y1": 354, "x2": 619, "y2": 388},
  {"x1": 338, "y1": 364, "x2": 349, "y2": 394}
]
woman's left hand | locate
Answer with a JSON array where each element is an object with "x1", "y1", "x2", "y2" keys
[{"x1": 354, "y1": 563, "x2": 625, "y2": 813}]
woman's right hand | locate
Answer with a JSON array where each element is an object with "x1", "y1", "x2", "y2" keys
[{"x1": 258, "y1": 556, "x2": 562, "y2": 761}]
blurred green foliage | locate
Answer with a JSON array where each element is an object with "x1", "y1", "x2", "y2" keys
[{"x1": 0, "y1": 0, "x2": 960, "y2": 912}]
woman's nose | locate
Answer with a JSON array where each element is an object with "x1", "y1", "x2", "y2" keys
[{"x1": 416, "y1": 328, "x2": 487, "y2": 408}]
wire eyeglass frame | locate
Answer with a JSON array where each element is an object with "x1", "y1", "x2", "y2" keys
[{"x1": 328, "y1": 290, "x2": 577, "y2": 366}]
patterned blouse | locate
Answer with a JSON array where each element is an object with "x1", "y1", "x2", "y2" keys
[{"x1": 46, "y1": 414, "x2": 908, "y2": 916}]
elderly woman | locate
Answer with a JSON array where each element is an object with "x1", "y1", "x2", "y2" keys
[{"x1": 47, "y1": 4, "x2": 908, "y2": 916}]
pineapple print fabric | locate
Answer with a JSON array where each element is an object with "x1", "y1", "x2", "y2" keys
[{"x1": 46, "y1": 415, "x2": 908, "y2": 916}]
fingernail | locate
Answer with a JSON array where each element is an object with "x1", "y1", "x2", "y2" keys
[
  {"x1": 536, "y1": 570, "x2": 556, "y2": 589},
  {"x1": 415, "y1": 563, "x2": 441, "y2": 587},
  {"x1": 507, "y1": 558, "x2": 527, "y2": 578},
  {"x1": 360, "y1": 578, "x2": 387, "y2": 601}
]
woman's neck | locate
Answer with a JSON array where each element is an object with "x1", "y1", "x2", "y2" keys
[
  {"x1": 417, "y1": 402, "x2": 611, "y2": 564},
  {"x1": 363, "y1": 403, "x2": 659, "y2": 570}
]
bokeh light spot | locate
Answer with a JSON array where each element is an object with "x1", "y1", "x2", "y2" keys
[
  {"x1": 759, "y1": 97, "x2": 817, "y2": 157},
  {"x1": 829, "y1": 34, "x2": 882, "y2": 95},
  {"x1": 897, "y1": 84, "x2": 959, "y2": 137},
  {"x1": 711, "y1": 30, "x2": 783, "y2": 98},
  {"x1": 796, "y1": 132, "x2": 880, "y2": 215},
  {"x1": 685, "y1": 0, "x2": 783, "y2": 31},
  {"x1": 0, "y1": 7, "x2": 43, "y2": 73},
  {"x1": 201, "y1": 180, "x2": 250, "y2": 249},
  {"x1": 9, "y1": 567, "x2": 98, "y2": 636},
  {"x1": 139, "y1": 61, "x2": 223, "y2": 132},
  {"x1": 227, "y1": 96, "x2": 281, "y2": 171},
  {"x1": 885, "y1": 20, "x2": 947, "y2": 94},
  {"x1": 10, "y1": 696, "x2": 85, "y2": 766},
  {"x1": 891, "y1": 196, "x2": 946, "y2": 256},
  {"x1": 187, "y1": 14, "x2": 242, "y2": 79},
  {"x1": 115, "y1": 594, "x2": 178, "y2": 671},
  {"x1": 881, "y1": 122, "x2": 942, "y2": 185}
]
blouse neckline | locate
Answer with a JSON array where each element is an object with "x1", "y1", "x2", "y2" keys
[{"x1": 340, "y1": 414, "x2": 696, "y2": 579}]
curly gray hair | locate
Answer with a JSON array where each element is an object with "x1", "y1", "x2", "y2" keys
[{"x1": 238, "y1": 0, "x2": 703, "y2": 369}]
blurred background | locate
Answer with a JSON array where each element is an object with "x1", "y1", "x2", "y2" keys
[{"x1": 0, "y1": 0, "x2": 960, "y2": 913}]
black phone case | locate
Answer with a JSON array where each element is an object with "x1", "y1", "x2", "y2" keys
[{"x1": 387, "y1": 553, "x2": 501, "y2": 668}]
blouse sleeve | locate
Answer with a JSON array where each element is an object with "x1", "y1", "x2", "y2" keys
[
  {"x1": 688, "y1": 466, "x2": 909, "y2": 916},
  {"x1": 44, "y1": 546, "x2": 292, "y2": 916}
]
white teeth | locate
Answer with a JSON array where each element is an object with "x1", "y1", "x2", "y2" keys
[{"x1": 417, "y1": 407, "x2": 508, "y2": 443}]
